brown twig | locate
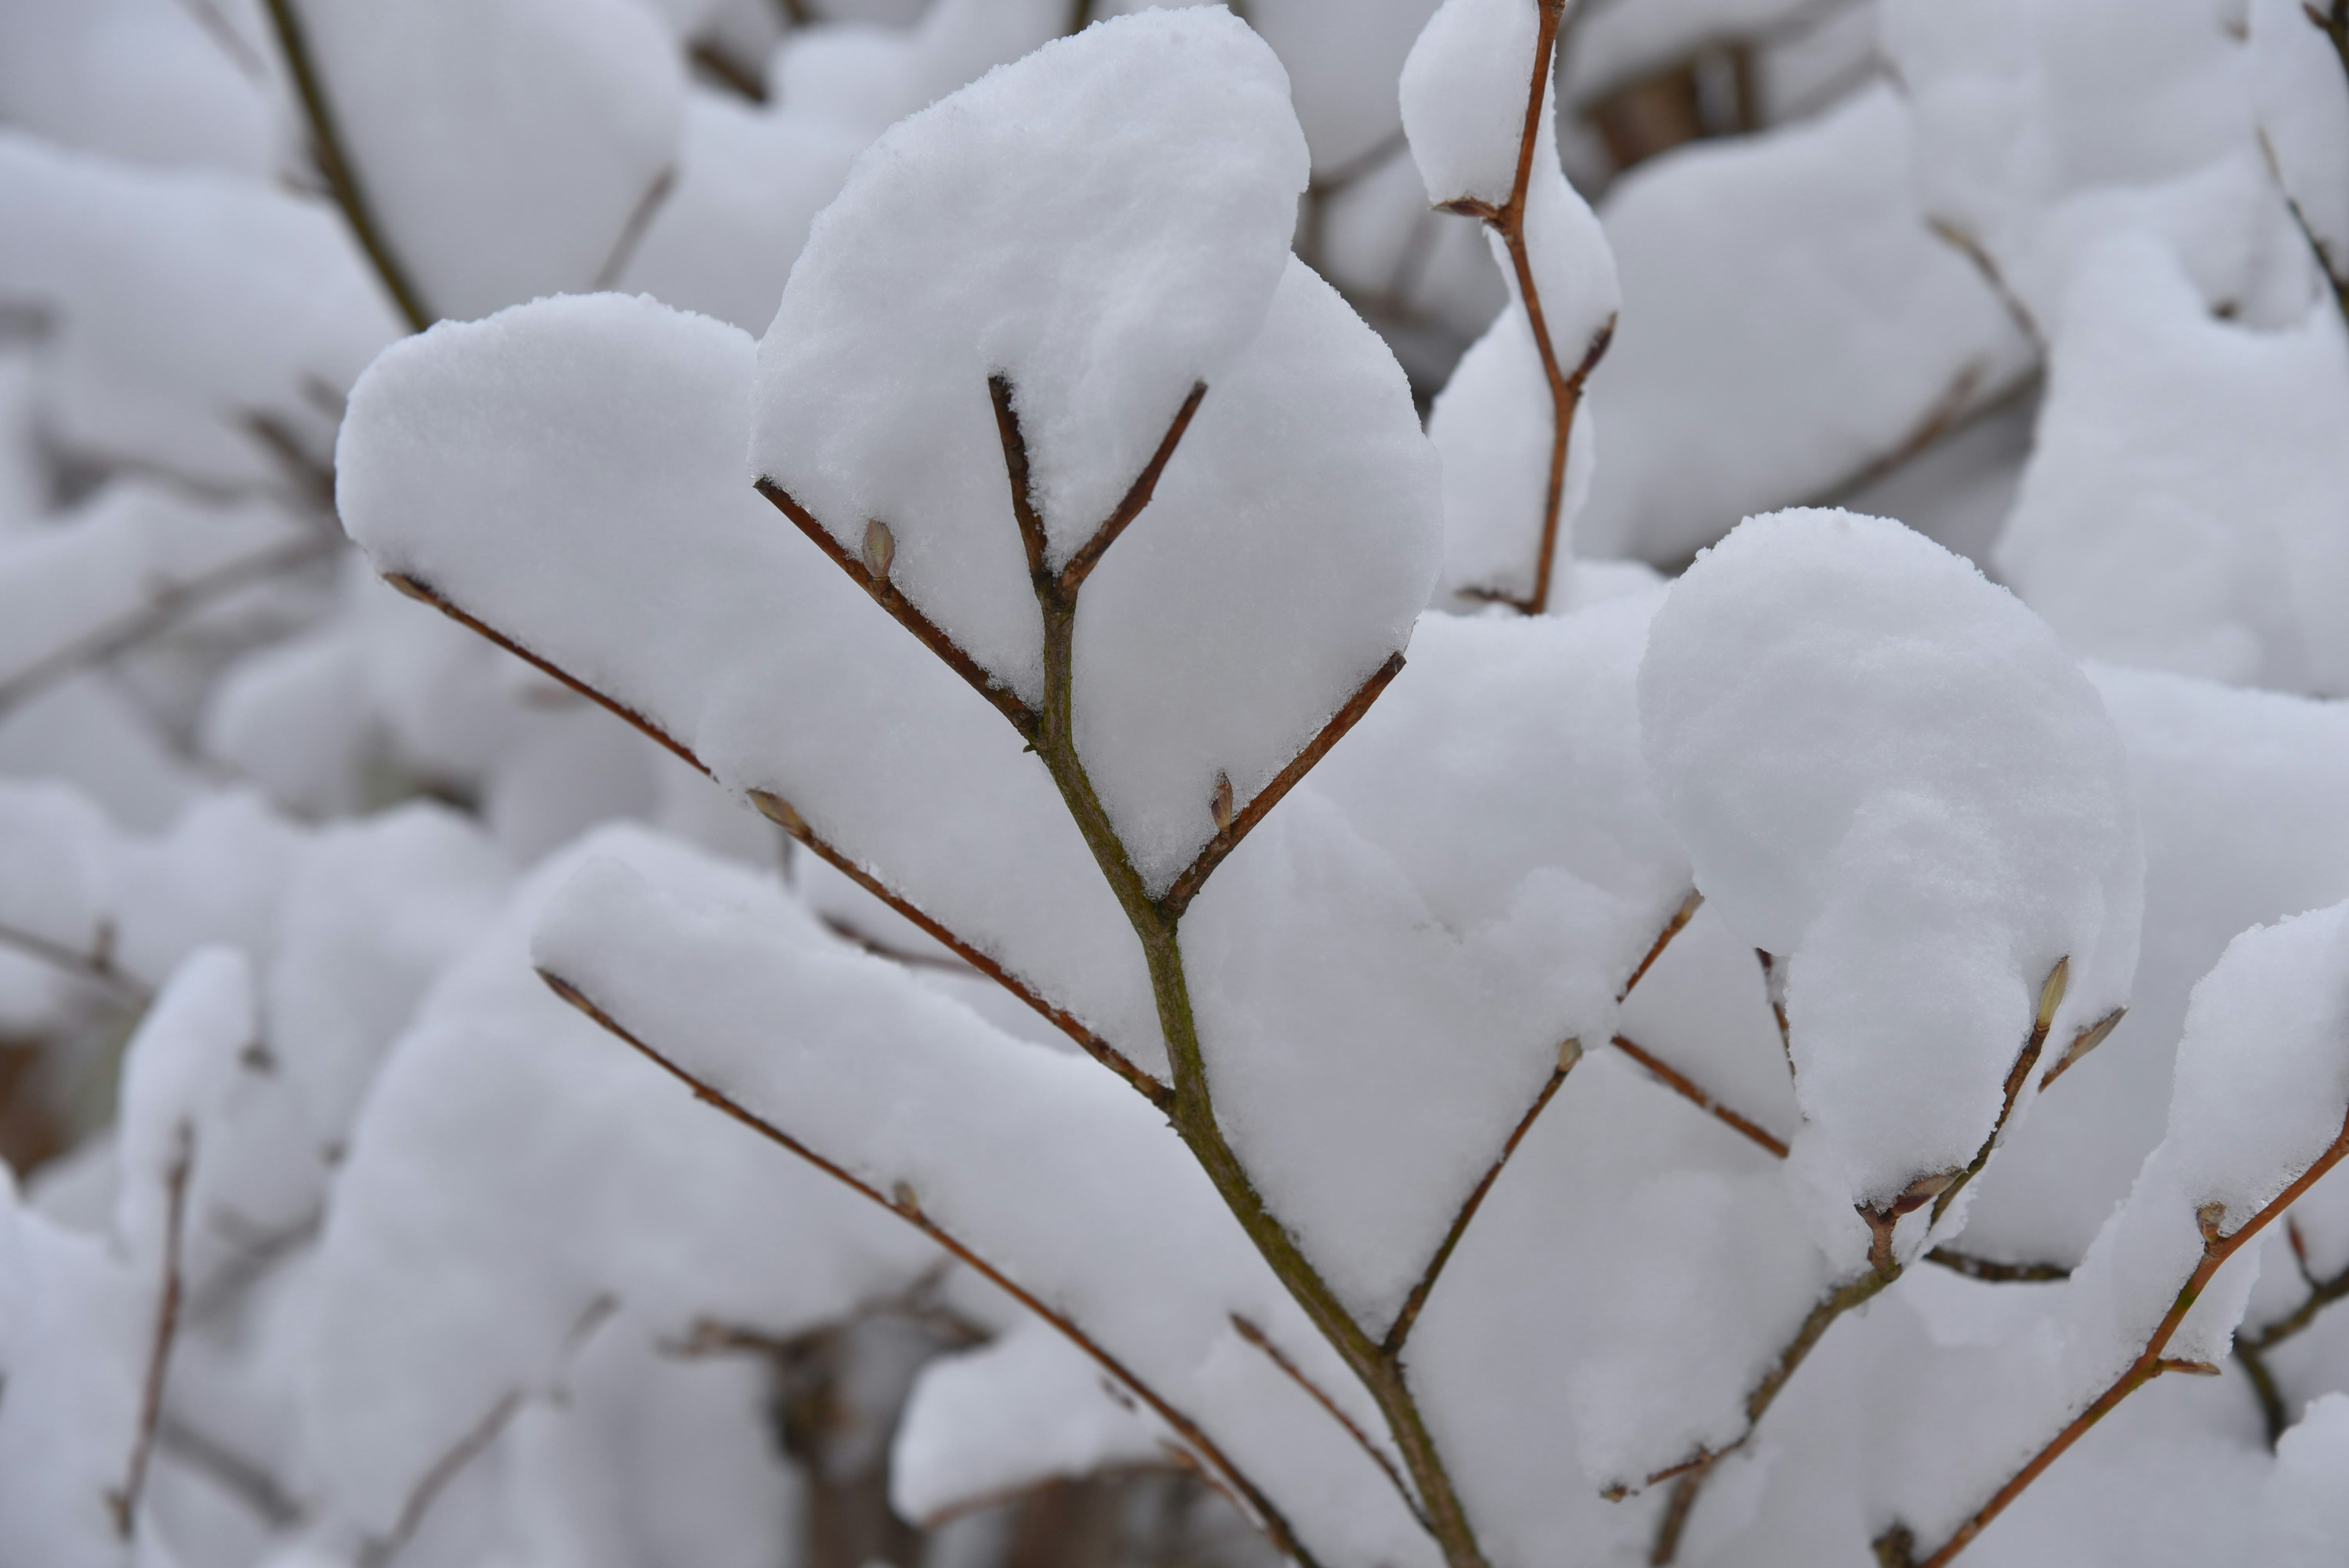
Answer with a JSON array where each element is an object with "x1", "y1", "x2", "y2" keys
[
  {"x1": 1755, "y1": 949, "x2": 1794, "y2": 1076},
  {"x1": 155, "y1": 1414, "x2": 305, "y2": 1528},
  {"x1": 0, "y1": 533, "x2": 337, "y2": 721},
  {"x1": 1438, "y1": 0, "x2": 1611, "y2": 616},
  {"x1": 592, "y1": 166, "x2": 678, "y2": 289},
  {"x1": 1902, "y1": 1105, "x2": 2349, "y2": 1567},
  {"x1": 385, "y1": 571, "x2": 1162, "y2": 1098},
  {"x1": 1053, "y1": 381, "x2": 1206, "y2": 593},
  {"x1": 108, "y1": 1124, "x2": 193, "y2": 1539},
  {"x1": 0, "y1": 919, "x2": 149, "y2": 1008},
  {"x1": 1925, "y1": 960, "x2": 2069, "y2": 1230},
  {"x1": 1609, "y1": 1035, "x2": 1790, "y2": 1159},
  {"x1": 1923, "y1": 1249, "x2": 2069, "y2": 1284},
  {"x1": 1383, "y1": 895, "x2": 1704, "y2": 1353},
  {"x1": 2231, "y1": 1224, "x2": 2349, "y2": 1445},
  {"x1": 259, "y1": 0, "x2": 433, "y2": 332},
  {"x1": 538, "y1": 969, "x2": 1321, "y2": 1568},
  {"x1": 357, "y1": 1390, "x2": 525, "y2": 1568},
  {"x1": 1231, "y1": 1314, "x2": 1428, "y2": 1530}
]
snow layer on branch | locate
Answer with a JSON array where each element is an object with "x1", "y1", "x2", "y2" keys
[
  {"x1": 1185, "y1": 600, "x2": 1690, "y2": 1329},
  {"x1": 770, "y1": 0, "x2": 1067, "y2": 135},
  {"x1": 1934, "y1": 665, "x2": 2349, "y2": 1266},
  {"x1": 892, "y1": 1317, "x2": 1168, "y2": 1525},
  {"x1": 615, "y1": 91, "x2": 866, "y2": 336},
  {"x1": 305, "y1": 826, "x2": 936, "y2": 1536},
  {"x1": 1401, "y1": 0, "x2": 1620, "y2": 362},
  {"x1": 298, "y1": 0, "x2": 685, "y2": 322},
  {"x1": 1996, "y1": 234, "x2": 2349, "y2": 695},
  {"x1": 336, "y1": 294, "x2": 1164, "y2": 1072},
  {"x1": 1407, "y1": 1050, "x2": 1822, "y2": 1555},
  {"x1": 1398, "y1": 0, "x2": 1544, "y2": 208},
  {"x1": 532, "y1": 846, "x2": 1438, "y2": 1568},
  {"x1": 1883, "y1": 0, "x2": 2318, "y2": 333},
  {"x1": 0, "y1": 0, "x2": 278, "y2": 178},
  {"x1": 2252, "y1": 0, "x2": 2349, "y2": 284},
  {"x1": 1428, "y1": 303, "x2": 1595, "y2": 608},
  {"x1": 1574, "y1": 86, "x2": 2031, "y2": 565},
  {"x1": 1073, "y1": 258, "x2": 1441, "y2": 892},
  {"x1": 754, "y1": 7, "x2": 1308, "y2": 702},
  {"x1": 0, "y1": 132, "x2": 399, "y2": 485},
  {"x1": 1639, "y1": 510, "x2": 2140, "y2": 1224}
]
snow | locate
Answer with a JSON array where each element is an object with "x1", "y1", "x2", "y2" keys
[
  {"x1": 752, "y1": 5, "x2": 1309, "y2": 703},
  {"x1": 1072, "y1": 258, "x2": 1441, "y2": 893},
  {"x1": 1639, "y1": 509, "x2": 2141, "y2": 1230},
  {"x1": 530, "y1": 840, "x2": 1439, "y2": 1568},
  {"x1": 1184, "y1": 598, "x2": 1691, "y2": 1328},
  {"x1": 0, "y1": 131, "x2": 399, "y2": 486},
  {"x1": 1250, "y1": 0, "x2": 1442, "y2": 177},
  {"x1": 295, "y1": 0, "x2": 686, "y2": 322},
  {"x1": 1573, "y1": 86, "x2": 2032, "y2": 565},
  {"x1": 337, "y1": 291, "x2": 1165, "y2": 1072},
  {"x1": 1398, "y1": 0, "x2": 1546, "y2": 209},
  {"x1": 1996, "y1": 234, "x2": 2349, "y2": 694},
  {"x1": 0, "y1": 0, "x2": 279, "y2": 179}
]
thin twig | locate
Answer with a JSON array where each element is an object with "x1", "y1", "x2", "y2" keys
[
  {"x1": 0, "y1": 533, "x2": 336, "y2": 721},
  {"x1": 1903, "y1": 1105, "x2": 2349, "y2": 1567},
  {"x1": 357, "y1": 1390, "x2": 524, "y2": 1568},
  {"x1": 1438, "y1": 0, "x2": 1610, "y2": 616},
  {"x1": 2232, "y1": 1236, "x2": 2349, "y2": 1446},
  {"x1": 0, "y1": 919, "x2": 149, "y2": 1008},
  {"x1": 1923, "y1": 1249, "x2": 2069, "y2": 1284},
  {"x1": 1609, "y1": 1035, "x2": 1789, "y2": 1159},
  {"x1": 259, "y1": 0, "x2": 433, "y2": 331},
  {"x1": 108, "y1": 1124, "x2": 193, "y2": 1539},
  {"x1": 538, "y1": 970, "x2": 1321, "y2": 1568},
  {"x1": 155, "y1": 1414, "x2": 305, "y2": 1528},
  {"x1": 1231, "y1": 1315, "x2": 1429, "y2": 1530},
  {"x1": 1055, "y1": 381, "x2": 1207, "y2": 593},
  {"x1": 1384, "y1": 894, "x2": 1703, "y2": 1353},
  {"x1": 592, "y1": 167, "x2": 678, "y2": 289}
]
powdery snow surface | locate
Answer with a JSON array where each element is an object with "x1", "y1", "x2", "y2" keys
[
  {"x1": 1639, "y1": 509, "x2": 2142, "y2": 1233},
  {"x1": 297, "y1": 0, "x2": 686, "y2": 322},
  {"x1": 335, "y1": 292, "x2": 1165, "y2": 1073},
  {"x1": 1184, "y1": 600, "x2": 1691, "y2": 1328},
  {"x1": 754, "y1": 7, "x2": 1309, "y2": 703},
  {"x1": 530, "y1": 844, "x2": 1436, "y2": 1568},
  {"x1": 1072, "y1": 257, "x2": 1441, "y2": 892},
  {"x1": 1997, "y1": 234, "x2": 2349, "y2": 694},
  {"x1": 1573, "y1": 86, "x2": 2030, "y2": 565},
  {"x1": 1398, "y1": 0, "x2": 1545, "y2": 207}
]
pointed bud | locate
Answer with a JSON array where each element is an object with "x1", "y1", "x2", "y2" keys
[
  {"x1": 749, "y1": 789, "x2": 807, "y2": 838},
  {"x1": 863, "y1": 518, "x2": 895, "y2": 585},
  {"x1": 2036, "y1": 956, "x2": 2070, "y2": 1033},
  {"x1": 1558, "y1": 1036, "x2": 1584, "y2": 1072},
  {"x1": 2196, "y1": 1201, "x2": 2227, "y2": 1244},
  {"x1": 1211, "y1": 770, "x2": 1234, "y2": 833}
]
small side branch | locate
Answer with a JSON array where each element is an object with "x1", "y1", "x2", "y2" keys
[
  {"x1": 108, "y1": 1124, "x2": 193, "y2": 1539},
  {"x1": 358, "y1": 1389, "x2": 525, "y2": 1568},
  {"x1": 1056, "y1": 382, "x2": 1207, "y2": 594},
  {"x1": 1901, "y1": 1105, "x2": 2349, "y2": 1567},
  {"x1": 2232, "y1": 1225, "x2": 2349, "y2": 1446},
  {"x1": 754, "y1": 479, "x2": 1040, "y2": 737},
  {"x1": 0, "y1": 919, "x2": 149, "y2": 1008},
  {"x1": 1923, "y1": 1249, "x2": 2069, "y2": 1284},
  {"x1": 259, "y1": 0, "x2": 432, "y2": 331},
  {"x1": 540, "y1": 967, "x2": 1319, "y2": 1568},
  {"x1": 1232, "y1": 1314, "x2": 1428, "y2": 1531},
  {"x1": 1609, "y1": 1035, "x2": 1789, "y2": 1160},
  {"x1": 1160, "y1": 654, "x2": 1406, "y2": 916},
  {"x1": 384, "y1": 572, "x2": 1151, "y2": 1094}
]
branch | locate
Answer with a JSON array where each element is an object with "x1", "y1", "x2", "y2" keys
[
  {"x1": 538, "y1": 968, "x2": 1320, "y2": 1568},
  {"x1": 259, "y1": 0, "x2": 433, "y2": 332},
  {"x1": 1609, "y1": 1035, "x2": 1789, "y2": 1160},
  {"x1": 1440, "y1": 0, "x2": 1610, "y2": 617},
  {"x1": 1159, "y1": 652, "x2": 1405, "y2": 916},
  {"x1": 0, "y1": 918, "x2": 149, "y2": 1008},
  {"x1": 1383, "y1": 892, "x2": 1704, "y2": 1354},
  {"x1": 1055, "y1": 381, "x2": 1207, "y2": 594},
  {"x1": 1925, "y1": 959, "x2": 2070, "y2": 1230},
  {"x1": 1231, "y1": 1314, "x2": 1429, "y2": 1531},
  {"x1": 1755, "y1": 949, "x2": 1792, "y2": 1075},
  {"x1": 155, "y1": 1414, "x2": 305, "y2": 1529},
  {"x1": 1924, "y1": 1249, "x2": 2069, "y2": 1284},
  {"x1": 2231, "y1": 1220, "x2": 2349, "y2": 1445},
  {"x1": 107, "y1": 1123, "x2": 193, "y2": 1539},
  {"x1": 357, "y1": 1390, "x2": 524, "y2": 1568},
  {"x1": 382, "y1": 571, "x2": 1158, "y2": 1095},
  {"x1": 753, "y1": 479, "x2": 1041, "y2": 737},
  {"x1": 1901, "y1": 1104, "x2": 2349, "y2": 1567},
  {"x1": 0, "y1": 533, "x2": 336, "y2": 722},
  {"x1": 591, "y1": 166, "x2": 678, "y2": 289}
]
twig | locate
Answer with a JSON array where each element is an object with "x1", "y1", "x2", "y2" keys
[
  {"x1": 1755, "y1": 949, "x2": 1793, "y2": 1076},
  {"x1": 1924, "y1": 960, "x2": 2069, "y2": 1230},
  {"x1": 1050, "y1": 379, "x2": 1207, "y2": 593},
  {"x1": 1902, "y1": 1105, "x2": 2349, "y2": 1567},
  {"x1": 592, "y1": 167, "x2": 678, "y2": 289},
  {"x1": 155, "y1": 1413, "x2": 305, "y2": 1528},
  {"x1": 1384, "y1": 894, "x2": 1704, "y2": 1353},
  {"x1": 1438, "y1": 0, "x2": 1611, "y2": 616},
  {"x1": 1609, "y1": 1035, "x2": 1789, "y2": 1159},
  {"x1": 2232, "y1": 1233, "x2": 2349, "y2": 1445},
  {"x1": 0, "y1": 533, "x2": 337, "y2": 721},
  {"x1": 0, "y1": 919, "x2": 149, "y2": 1008},
  {"x1": 1923, "y1": 1249, "x2": 2069, "y2": 1284},
  {"x1": 379, "y1": 571, "x2": 1170, "y2": 1108},
  {"x1": 817, "y1": 915, "x2": 973, "y2": 975},
  {"x1": 357, "y1": 1390, "x2": 524, "y2": 1568},
  {"x1": 537, "y1": 969, "x2": 1322, "y2": 1568},
  {"x1": 259, "y1": 0, "x2": 433, "y2": 331},
  {"x1": 1232, "y1": 1314, "x2": 1428, "y2": 1530},
  {"x1": 107, "y1": 1124, "x2": 193, "y2": 1539}
]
